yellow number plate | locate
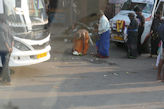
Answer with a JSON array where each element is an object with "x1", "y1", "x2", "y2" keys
[
  {"x1": 37, "y1": 52, "x2": 47, "y2": 59},
  {"x1": 113, "y1": 36, "x2": 123, "y2": 41}
]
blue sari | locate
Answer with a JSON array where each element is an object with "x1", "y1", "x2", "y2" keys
[{"x1": 96, "y1": 30, "x2": 110, "y2": 57}]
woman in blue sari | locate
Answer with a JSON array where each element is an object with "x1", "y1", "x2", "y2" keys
[{"x1": 96, "y1": 10, "x2": 110, "y2": 58}]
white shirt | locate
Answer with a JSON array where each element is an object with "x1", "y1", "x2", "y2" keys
[{"x1": 98, "y1": 15, "x2": 110, "y2": 34}]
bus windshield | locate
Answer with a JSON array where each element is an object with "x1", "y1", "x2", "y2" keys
[
  {"x1": 3, "y1": 0, "x2": 48, "y2": 25},
  {"x1": 3, "y1": 0, "x2": 48, "y2": 33},
  {"x1": 28, "y1": 0, "x2": 48, "y2": 23},
  {"x1": 121, "y1": 2, "x2": 154, "y2": 14}
]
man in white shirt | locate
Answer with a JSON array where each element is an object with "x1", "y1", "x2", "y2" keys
[{"x1": 96, "y1": 10, "x2": 110, "y2": 58}]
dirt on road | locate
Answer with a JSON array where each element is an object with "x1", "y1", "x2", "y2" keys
[{"x1": 0, "y1": 25, "x2": 163, "y2": 109}]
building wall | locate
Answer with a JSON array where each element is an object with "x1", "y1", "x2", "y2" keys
[{"x1": 46, "y1": 0, "x2": 121, "y2": 26}]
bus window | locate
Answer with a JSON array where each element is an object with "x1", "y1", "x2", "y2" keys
[
  {"x1": 142, "y1": 4, "x2": 153, "y2": 14},
  {"x1": 28, "y1": 0, "x2": 47, "y2": 23},
  {"x1": 121, "y1": 1, "x2": 153, "y2": 14},
  {"x1": 121, "y1": 2, "x2": 146, "y2": 11},
  {"x1": 156, "y1": 2, "x2": 164, "y2": 18}
]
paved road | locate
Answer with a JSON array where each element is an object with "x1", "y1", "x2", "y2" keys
[{"x1": 0, "y1": 26, "x2": 164, "y2": 109}]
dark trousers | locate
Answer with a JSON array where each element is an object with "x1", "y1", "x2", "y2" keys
[
  {"x1": 127, "y1": 31, "x2": 138, "y2": 57},
  {"x1": 48, "y1": 12, "x2": 55, "y2": 25},
  {"x1": 137, "y1": 26, "x2": 144, "y2": 54},
  {"x1": 0, "y1": 52, "x2": 10, "y2": 82},
  {"x1": 151, "y1": 33, "x2": 160, "y2": 55}
]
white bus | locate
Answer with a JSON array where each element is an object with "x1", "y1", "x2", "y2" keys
[
  {"x1": 0, "y1": 0, "x2": 51, "y2": 67},
  {"x1": 110, "y1": 0, "x2": 158, "y2": 48}
]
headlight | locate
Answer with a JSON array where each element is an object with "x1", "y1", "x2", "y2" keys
[{"x1": 14, "y1": 40, "x2": 30, "y2": 51}]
